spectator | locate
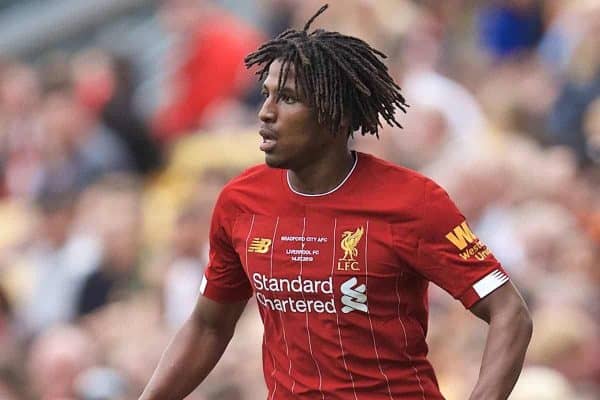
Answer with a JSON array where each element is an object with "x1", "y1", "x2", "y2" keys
[
  {"x1": 478, "y1": 0, "x2": 545, "y2": 59},
  {"x1": 37, "y1": 80, "x2": 133, "y2": 195},
  {"x1": 71, "y1": 49, "x2": 163, "y2": 176},
  {"x1": 546, "y1": 29, "x2": 600, "y2": 166},
  {"x1": 26, "y1": 324, "x2": 96, "y2": 400},
  {"x1": 0, "y1": 62, "x2": 43, "y2": 199},
  {"x1": 17, "y1": 189, "x2": 100, "y2": 336},
  {"x1": 76, "y1": 175, "x2": 142, "y2": 317},
  {"x1": 162, "y1": 204, "x2": 209, "y2": 329},
  {"x1": 153, "y1": 0, "x2": 263, "y2": 143}
]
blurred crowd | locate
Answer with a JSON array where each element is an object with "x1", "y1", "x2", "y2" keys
[{"x1": 0, "y1": 0, "x2": 598, "y2": 399}]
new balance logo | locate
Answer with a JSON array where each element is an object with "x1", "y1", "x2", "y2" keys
[
  {"x1": 248, "y1": 238, "x2": 272, "y2": 254},
  {"x1": 341, "y1": 277, "x2": 368, "y2": 314}
]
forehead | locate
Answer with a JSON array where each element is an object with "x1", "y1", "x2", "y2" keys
[{"x1": 263, "y1": 59, "x2": 298, "y2": 90}]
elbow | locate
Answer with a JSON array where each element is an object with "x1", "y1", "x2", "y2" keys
[
  {"x1": 493, "y1": 297, "x2": 533, "y2": 340},
  {"x1": 524, "y1": 308, "x2": 534, "y2": 341},
  {"x1": 514, "y1": 302, "x2": 534, "y2": 342}
]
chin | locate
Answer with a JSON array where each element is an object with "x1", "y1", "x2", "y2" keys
[{"x1": 264, "y1": 153, "x2": 288, "y2": 169}]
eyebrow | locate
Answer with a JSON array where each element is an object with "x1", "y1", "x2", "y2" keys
[{"x1": 262, "y1": 84, "x2": 298, "y2": 97}]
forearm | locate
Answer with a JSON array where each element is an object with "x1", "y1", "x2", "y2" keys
[
  {"x1": 469, "y1": 305, "x2": 533, "y2": 400},
  {"x1": 139, "y1": 317, "x2": 233, "y2": 400}
]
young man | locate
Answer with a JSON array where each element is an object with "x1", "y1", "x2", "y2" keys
[{"x1": 140, "y1": 5, "x2": 532, "y2": 400}]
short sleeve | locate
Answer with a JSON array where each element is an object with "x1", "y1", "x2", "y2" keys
[
  {"x1": 200, "y1": 191, "x2": 253, "y2": 303},
  {"x1": 415, "y1": 179, "x2": 509, "y2": 308}
]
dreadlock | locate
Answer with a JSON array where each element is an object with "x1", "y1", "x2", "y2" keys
[{"x1": 244, "y1": 4, "x2": 409, "y2": 138}]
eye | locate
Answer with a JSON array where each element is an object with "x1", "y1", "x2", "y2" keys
[
  {"x1": 280, "y1": 94, "x2": 297, "y2": 105},
  {"x1": 260, "y1": 90, "x2": 269, "y2": 98}
]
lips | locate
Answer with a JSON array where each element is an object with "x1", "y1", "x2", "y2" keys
[{"x1": 259, "y1": 127, "x2": 277, "y2": 152}]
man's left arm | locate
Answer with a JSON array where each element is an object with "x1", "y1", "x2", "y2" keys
[
  {"x1": 413, "y1": 179, "x2": 533, "y2": 398},
  {"x1": 468, "y1": 281, "x2": 533, "y2": 400}
]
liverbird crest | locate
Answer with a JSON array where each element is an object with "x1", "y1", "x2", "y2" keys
[{"x1": 340, "y1": 226, "x2": 364, "y2": 261}]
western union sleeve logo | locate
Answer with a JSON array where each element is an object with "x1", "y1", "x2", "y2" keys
[
  {"x1": 248, "y1": 238, "x2": 272, "y2": 254},
  {"x1": 445, "y1": 221, "x2": 477, "y2": 250},
  {"x1": 445, "y1": 221, "x2": 492, "y2": 261}
]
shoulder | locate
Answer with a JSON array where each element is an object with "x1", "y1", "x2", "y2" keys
[
  {"x1": 354, "y1": 152, "x2": 457, "y2": 222},
  {"x1": 216, "y1": 163, "x2": 279, "y2": 208},
  {"x1": 223, "y1": 163, "x2": 277, "y2": 191},
  {"x1": 357, "y1": 152, "x2": 442, "y2": 197}
]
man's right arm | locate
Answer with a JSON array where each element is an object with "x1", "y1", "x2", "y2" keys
[{"x1": 139, "y1": 295, "x2": 248, "y2": 400}]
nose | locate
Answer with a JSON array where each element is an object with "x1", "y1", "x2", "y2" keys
[{"x1": 258, "y1": 95, "x2": 276, "y2": 123}]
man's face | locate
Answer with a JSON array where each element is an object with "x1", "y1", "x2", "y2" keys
[{"x1": 258, "y1": 59, "x2": 335, "y2": 170}]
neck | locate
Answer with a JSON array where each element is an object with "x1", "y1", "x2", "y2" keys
[{"x1": 288, "y1": 148, "x2": 355, "y2": 195}]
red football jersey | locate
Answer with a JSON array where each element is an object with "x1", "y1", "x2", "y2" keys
[{"x1": 200, "y1": 152, "x2": 509, "y2": 399}]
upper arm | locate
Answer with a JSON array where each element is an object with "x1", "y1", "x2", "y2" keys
[
  {"x1": 469, "y1": 281, "x2": 530, "y2": 324},
  {"x1": 201, "y1": 191, "x2": 253, "y2": 303},
  {"x1": 413, "y1": 179, "x2": 509, "y2": 308},
  {"x1": 191, "y1": 295, "x2": 248, "y2": 336}
]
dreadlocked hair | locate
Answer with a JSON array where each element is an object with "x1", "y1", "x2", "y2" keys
[{"x1": 244, "y1": 4, "x2": 409, "y2": 138}]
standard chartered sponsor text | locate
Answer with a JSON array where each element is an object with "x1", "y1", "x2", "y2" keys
[
  {"x1": 253, "y1": 273, "x2": 332, "y2": 293},
  {"x1": 253, "y1": 273, "x2": 336, "y2": 314}
]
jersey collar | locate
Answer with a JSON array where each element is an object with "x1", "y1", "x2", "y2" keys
[{"x1": 286, "y1": 151, "x2": 359, "y2": 197}]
